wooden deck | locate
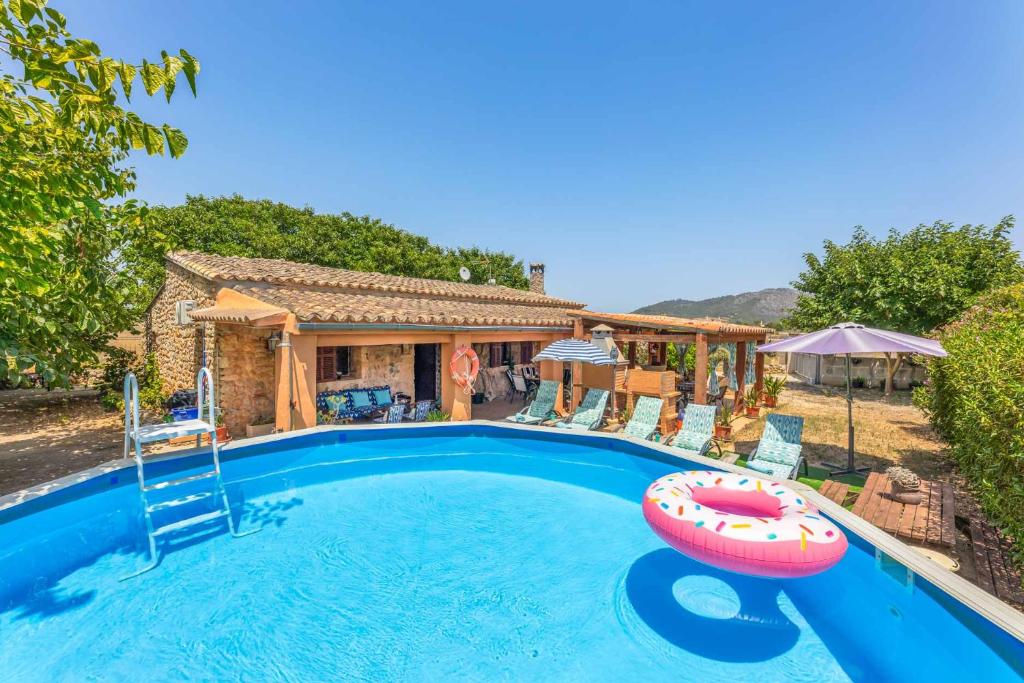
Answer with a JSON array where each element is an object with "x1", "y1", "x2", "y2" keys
[
  {"x1": 849, "y1": 471, "x2": 956, "y2": 548},
  {"x1": 968, "y1": 513, "x2": 1024, "y2": 606},
  {"x1": 818, "y1": 479, "x2": 850, "y2": 506}
]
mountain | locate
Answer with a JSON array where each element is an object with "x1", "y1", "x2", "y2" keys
[{"x1": 633, "y1": 288, "x2": 799, "y2": 324}]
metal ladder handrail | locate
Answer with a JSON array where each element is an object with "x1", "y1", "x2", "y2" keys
[{"x1": 121, "y1": 367, "x2": 256, "y2": 580}]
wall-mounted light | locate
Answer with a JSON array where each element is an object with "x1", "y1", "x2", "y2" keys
[{"x1": 267, "y1": 331, "x2": 282, "y2": 352}]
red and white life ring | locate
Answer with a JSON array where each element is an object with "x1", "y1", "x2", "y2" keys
[{"x1": 450, "y1": 345, "x2": 480, "y2": 394}]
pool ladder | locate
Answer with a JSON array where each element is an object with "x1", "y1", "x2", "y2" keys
[{"x1": 121, "y1": 367, "x2": 257, "y2": 580}]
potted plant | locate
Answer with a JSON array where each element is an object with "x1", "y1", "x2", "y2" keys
[
  {"x1": 426, "y1": 409, "x2": 451, "y2": 422},
  {"x1": 885, "y1": 466, "x2": 922, "y2": 505},
  {"x1": 761, "y1": 375, "x2": 786, "y2": 408},
  {"x1": 713, "y1": 404, "x2": 732, "y2": 440},
  {"x1": 214, "y1": 410, "x2": 230, "y2": 443},
  {"x1": 744, "y1": 386, "x2": 760, "y2": 418},
  {"x1": 246, "y1": 414, "x2": 276, "y2": 438}
]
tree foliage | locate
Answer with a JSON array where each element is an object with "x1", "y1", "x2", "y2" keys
[
  {"x1": 125, "y1": 195, "x2": 531, "y2": 302},
  {"x1": 786, "y1": 218, "x2": 1024, "y2": 335},
  {"x1": 914, "y1": 285, "x2": 1024, "y2": 561},
  {"x1": 1, "y1": 0, "x2": 197, "y2": 386}
]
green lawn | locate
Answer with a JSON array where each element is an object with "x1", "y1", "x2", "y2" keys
[{"x1": 731, "y1": 456, "x2": 866, "y2": 496}]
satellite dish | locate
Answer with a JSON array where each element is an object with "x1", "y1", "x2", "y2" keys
[{"x1": 459, "y1": 266, "x2": 471, "y2": 282}]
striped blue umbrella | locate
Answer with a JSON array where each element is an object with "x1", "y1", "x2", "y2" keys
[{"x1": 532, "y1": 338, "x2": 615, "y2": 365}]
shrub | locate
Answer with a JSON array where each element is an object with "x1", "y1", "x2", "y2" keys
[
  {"x1": 98, "y1": 349, "x2": 165, "y2": 412},
  {"x1": 916, "y1": 284, "x2": 1024, "y2": 560},
  {"x1": 425, "y1": 410, "x2": 451, "y2": 422}
]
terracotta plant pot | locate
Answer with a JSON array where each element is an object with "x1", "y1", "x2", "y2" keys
[
  {"x1": 714, "y1": 424, "x2": 732, "y2": 440},
  {"x1": 762, "y1": 395, "x2": 778, "y2": 408},
  {"x1": 745, "y1": 405, "x2": 760, "y2": 418}
]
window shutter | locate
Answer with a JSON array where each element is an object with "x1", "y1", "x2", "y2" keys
[
  {"x1": 521, "y1": 342, "x2": 534, "y2": 364},
  {"x1": 317, "y1": 347, "x2": 336, "y2": 382},
  {"x1": 489, "y1": 343, "x2": 503, "y2": 368}
]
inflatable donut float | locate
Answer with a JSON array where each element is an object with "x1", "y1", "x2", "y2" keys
[{"x1": 642, "y1": 471, "x2": 848, "y2": 578}]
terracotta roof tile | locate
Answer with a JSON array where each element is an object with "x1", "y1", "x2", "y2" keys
[
  {"x1": 167, "y1": 251, "x2": 582, "y2": 309},
  {"x1": 571, "y1": 310, "x2": 771, "y2": 336},
  {"x1": 235, "y1": 285, "x2": 576, "y2": 327}
]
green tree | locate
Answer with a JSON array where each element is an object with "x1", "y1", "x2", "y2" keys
[
  {"x1": 786, "y1": 217, "x2": 1024, "y2": 394},
  {"x1": 126, "y1": 195, "x2": 532, "y2": 302},
  {"x1": 1, "y1": 0, "x2": 198, "y2": 386}
]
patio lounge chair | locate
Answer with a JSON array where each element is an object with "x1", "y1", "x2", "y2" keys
[
  {"x1": 746, "y1": 413, "x2": 807, "y2": 480},
  {"x1": 670, "y1": 403, "x2": 718, "y2": 457},
  {"x1": 622, "y1": 396, "x2": 664, "y2": 440},
  {"x1": 373, "y1": 403, "x2": 406, "y2": 424},
  {"x1": 553, "y1": 388, "x2": 609, "y2": 431},
  {"x1": 405, "y1": 399, "x2": 434, "y2": 422},
  {"x1": 506, "y1": 379, "x2": 559, "y2": 425}
]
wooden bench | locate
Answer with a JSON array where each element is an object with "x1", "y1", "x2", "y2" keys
[
  {"x1": 850, "y1": 471, "x2": 956, "y2": 548},
  {"x1": 818, "y1": 480, "x2": 850, "y2": 506},
  {"x1": 968, "y1": 514, "x2": 1024, "y2": 606}
]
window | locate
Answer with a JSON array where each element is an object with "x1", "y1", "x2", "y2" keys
[
  {"x1": 489, "y1": 342, "x2": 503, "y2": 368},
  {"x1": 520, "y1": 342, "x2": 534, "y2": 364},
  {"x1": 316, "y1": 346, "x2": 353, "y2": 382}
]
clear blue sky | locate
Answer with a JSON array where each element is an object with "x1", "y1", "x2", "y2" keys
[{"x1": 67, "y1": 1, "x2": 1024, "y2": 311}]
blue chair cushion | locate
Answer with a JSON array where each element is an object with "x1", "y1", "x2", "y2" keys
[
  {"x1": 674, "y1": 430, "x2": 710, "y2": 452},
  {"x1": 755, "y1": 441, "x2": 802, "y2": 466},
  {"x1": 372, "y1": 388, "x2": 392, "y2": 407},
  {"x1": 350, "y1": 391, "x2": 372, "y2": 409},
  {"x1": 325, "y1": 395, "x2": 347, "y2": 413},
  {"x1": 747, "y1": 460, "x2": 796, "y2": 479}
]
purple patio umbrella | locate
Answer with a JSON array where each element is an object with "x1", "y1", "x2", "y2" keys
[{"x1": 758, "y1": 322, "x2": 947, "y2": 476}]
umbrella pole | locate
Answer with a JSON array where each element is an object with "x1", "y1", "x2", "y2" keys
[{"x1": 825, "y1": 352, "x2": 870, "y2": 477}]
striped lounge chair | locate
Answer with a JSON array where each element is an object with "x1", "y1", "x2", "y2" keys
[
  {"x1": 622, "y1": 396, "x2": 664, "y2": 440},
  {"x1": 553, "y1": 388, "x2": 609, "y2": 431},
  {"x1": 506, "y1": 380, "x2": 559, "y2": 425},
  {"x1": 746, "y1": 413, "x2": 807, "y2": 480},
  {"x1": 670, "y1": 403, "x2": 719, "y2": 458}
]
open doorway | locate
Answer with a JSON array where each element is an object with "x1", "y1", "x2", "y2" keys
[{"x1": 414, "y1": 344, "x2": 439, "y2": 401}]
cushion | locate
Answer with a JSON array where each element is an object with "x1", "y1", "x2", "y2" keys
[
  {"x1": 755, "y1": 441, "x2": 802, "y2": 466},
  {"x1": 350, "y1": 391, "x2": 372, "y2": 409},
  {"x1": 674, "y1": 430, "x2": 710, "y2": 453},
  {"x1": 325, "y1": 395, "x2": 347, "y2": 413},
  {"x1": 372, "y1": 388, "x2": 392, "y2": 406},
  {"x1": 747, "y1": 460, "x2": 795, "y2": 479}
]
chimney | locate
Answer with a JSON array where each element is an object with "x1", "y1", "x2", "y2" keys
[{"x1": 529, "y1": 262, "x2": 545, "y2": 294}]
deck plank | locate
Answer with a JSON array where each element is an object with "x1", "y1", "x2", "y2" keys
[
  {"x1": 925, "y1": 481, "x2": 943, "y2": 546},
  {"x1": 983, "y1": 523, "x2": 1014, "y2": 602},
  {"x1": 909, "y1": 482, "x2": 931, "y2": 543},
  {"x1": 969, "y1": 516, "x2": 995, "y2": 594},
  {"x1": 850, "y1": 472, "x2": 880, "y2": 517},
  {"x1": 940, "y1": 483, "x2": 956, "y2": 548},
  {"x1": 896, "y1": 482, "x2": 921, "y2": 539},
  {"x1": 857, "y1": 472, "x2": 885, "y2": 523}
]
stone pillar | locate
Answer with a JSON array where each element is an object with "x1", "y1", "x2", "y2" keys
[
  {"x1": 441, "y1": 334, "x2": 473, "y2": 421},
  {"x1": 694, "y1": 333, "x2": 708, "y2": 405},
  {"x1": 536, "y1": 340, "x2": 564, "y2": 414}
]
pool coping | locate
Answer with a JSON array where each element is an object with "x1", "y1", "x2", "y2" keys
[{"x1": 2, "y1": 419, "x2": 1022, "y2": 643}]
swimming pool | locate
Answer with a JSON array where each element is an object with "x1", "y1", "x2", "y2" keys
[{"x1": 0, "y1": 424, "x2": 1021, "y2": 680}]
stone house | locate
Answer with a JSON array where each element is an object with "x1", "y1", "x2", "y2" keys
[{"x1": 145, "y1": 252, "x2": 582, "y2": 434}]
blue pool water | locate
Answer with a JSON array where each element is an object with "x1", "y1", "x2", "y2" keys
[{"x1": 0, "y1": 426, "x2": 1021, "y2": 681}]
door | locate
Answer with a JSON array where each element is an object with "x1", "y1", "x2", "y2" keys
[{"x1": 414, "y1": 344, "x2": 439, "y2": 401}]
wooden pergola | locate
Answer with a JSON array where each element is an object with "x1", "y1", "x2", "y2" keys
[{"x1": 568, "y1": 311, "x2": 771, "y2": 425}]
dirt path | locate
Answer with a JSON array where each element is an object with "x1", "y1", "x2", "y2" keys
[
  {"x1": 732, "y1": 380, "x2": 953, "y2": 480},
  {"x1": 0, "y1": 389, "x2": 123, "y2": 497}
]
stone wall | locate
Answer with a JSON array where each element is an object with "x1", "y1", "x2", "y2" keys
[
  {"x1": 820, "y1": 356, "x2": 927, "y2": 389},
  {"x1": 316, "y1": 344, "x2": 414, "y2": 397},
  {"x1": 145, "y1": 262, "x2": 217, "y2": 393},
  {"x1": 216, "y1": 325, "x2": 277, "y2": 435}
]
